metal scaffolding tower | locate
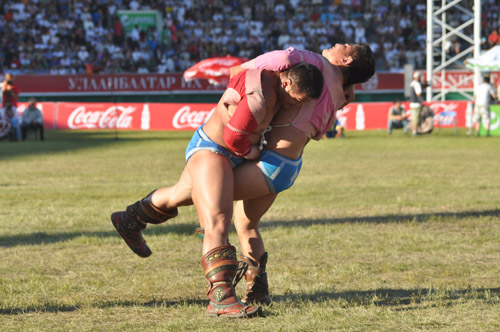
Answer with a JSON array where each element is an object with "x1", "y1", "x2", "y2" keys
[{"x1": 425, "y1": 0, "x2": 482, "y2": 101}]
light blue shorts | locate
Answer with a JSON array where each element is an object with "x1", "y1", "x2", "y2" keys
[
  {"x1": 185, "y1": 125, "x2": 245, "y2": 168},
  {"x1": 258, "y1": 149, "x2": 302, "y2": 193}
]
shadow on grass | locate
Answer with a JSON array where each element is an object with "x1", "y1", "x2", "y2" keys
[
  {"x1": 263, "y1": 208, "x2": 500, "y2": 229},
  {"x1": 0, "y1": 298, "x2": 208, "y2": 315},
  {"x1": 2, "y1": 286, "x2": 499, "y2": 315},
  {"x1": 1, "y1": 208, "x2": 499, "y2": 248},
  {"x1": 272, "y1": 286, "x2": 500, "y2": 309},
  {"x1": 0, "y1": 223, "x2": 197, "y2": 247},
  {"x1": 0, "y1": 130, "x2": 191, "y2": 160}
]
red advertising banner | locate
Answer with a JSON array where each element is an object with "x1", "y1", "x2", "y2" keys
[
  {"x1": 55, "y1": 102, "x2": 215, "y2": 130},
  {"x1": 337, "y1": 101, "x2": 471, "y2": 131},
  {"x1": 353, "y1": 72, "x2": 404, "y2": 92},
  {"x1": 35, "y1": 100, "x2": 473, "y2": 132},
  {"x1": 15, "y1": 74, "x2": 222, "y2": 95},
  {"x1": 12, "y1": 71, "x2": 500, "y2": 95},
  {"x1": 423, "y1": 71, "x2": 500, "y2": 90}
]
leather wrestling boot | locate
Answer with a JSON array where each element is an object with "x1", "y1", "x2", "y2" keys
[
  {"x1": 111, "y1": 191, "x2": 178, "y2": 258},
  {"x1": 201, "y1": 245, "x2": 262, "y2": 318},
  {"x1": 234, "y1": 252, "x2": 272, "y2": 306}
]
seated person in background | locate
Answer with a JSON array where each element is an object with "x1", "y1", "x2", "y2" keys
[
  {"x1": 387, "y1": 99, "x2": 409, "y2": 134},
  {"x1": 21, "y1": 99, "x2": 45, "y2": 141},
  {"x1": 0, "y1": 102, "x2": 20, "y2": 141}
]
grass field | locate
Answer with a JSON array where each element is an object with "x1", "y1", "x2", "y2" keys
[{"x1": 1, "y1": 129, "x2": 499, "y2": 332}]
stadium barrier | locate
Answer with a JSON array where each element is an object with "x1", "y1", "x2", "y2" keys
[{"x1": 15, "y1": 100, "x2": 497, "y2": 134}]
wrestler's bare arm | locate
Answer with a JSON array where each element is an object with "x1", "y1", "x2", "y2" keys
[{"x1": 229, "y1": 65, "x2": 243, "y2": 79}]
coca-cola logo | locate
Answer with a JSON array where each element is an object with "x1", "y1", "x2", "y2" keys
[
  {"x1": 173, "y1": 106, "x2": 215, "y2": 129},
  {"x1": 68, "y1": 106, "x2": 136, "y2": 129}
]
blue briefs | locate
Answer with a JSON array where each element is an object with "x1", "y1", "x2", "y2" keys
[
  {"x1": 185, "y1": 125, "x2": 245, "y2": 168},
  {"x1": 257, "y1": 149, "x2": 302, "y2": 194}
]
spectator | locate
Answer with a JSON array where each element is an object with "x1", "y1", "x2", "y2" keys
[
  {"x1": 129, "y1": 0, "x2": 141, "y2": 11},
  {"x1": 157, "y1": 58, "x2": 168, "y2": 73},
  {"x1": 387, "y1": 99, "x2": 409, "y2": 134},
  {"x1": 487, "y1": 28, "x2": 500, "y2": 48},
  {"x1": 137, "y1": 60, "x2": 149, "y2": 73},
  {"x1": 21, "y1": 98, "x2": 44, "y2": 141},
  {"x1": 1, "y1": 73, "x2": 20, "y2": 111},
  {"x1": 473, "y1": 74, "x2": 497, "y2": 137},
  {"x1": 0, "y1": 102, "x2": 20, "y2": 141},
  {"x1": 130, "y1": 24, "x2": 141, "y2": 43},
  {"x1": 77, "y1": 46, "x2": 90, "y2": 62},
  {"x1": 409, "y1": 72, "x2": 423, "y2": 137}
]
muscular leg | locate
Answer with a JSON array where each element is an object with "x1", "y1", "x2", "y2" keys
[
  {"x1": 186, "y1": 150, "x2": 234, "y2": 255},
  {"x1": 233, "y1": 194, "x2": 276, "y2": 306},
  {"x1": 113, "y1": 150, "x2": 275, "y2": 257},
  {"x1": 187, "y1": 151, "x2": 261, "y2": 317},
  {"x1": 231, "y1": 158, "x2": 275, "y2": 258},
  {"x1": 234, "y1": 194, "x2": 277, "y2": 261},
  {"x1": 149, "y1": 151, "x2": 271, "y2": 219},
  {"x1": 152, "y1": 167, "x2": 194, "y2": 210},
  {"x1": 233, "y1": 158, "x2": 272, "y2": 201},
  {"x1": 192, "y1": 156, "x2": 273, "y2": 231}
]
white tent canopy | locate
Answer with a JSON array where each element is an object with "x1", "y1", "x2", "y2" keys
[{"x1": 465, "y1": 45, "x2": 500, "y2": 71}]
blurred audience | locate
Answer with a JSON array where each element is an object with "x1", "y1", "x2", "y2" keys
[{"x1": 0, "y1": 0, "x2": 498, "y2": 75}]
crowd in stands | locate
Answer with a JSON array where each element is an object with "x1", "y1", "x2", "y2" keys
[{"x1": 1, "y1": 0, "x2": 499, "y2": 75}]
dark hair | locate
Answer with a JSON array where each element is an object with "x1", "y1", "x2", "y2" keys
[
  {"x1": 345, "y1": 43, "x2": 376, "y2": 86},
  {"x1": 287, "y1": 62, "x2": 324, "y2": 99}
]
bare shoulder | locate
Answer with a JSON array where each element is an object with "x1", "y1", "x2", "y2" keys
[{"x1": 260, "y1": 70, "x2": 278, "y2": 105}]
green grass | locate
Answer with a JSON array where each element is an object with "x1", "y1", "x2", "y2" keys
[{"x1": 1, "y1": 129, "x2": 499, "y2": 331}]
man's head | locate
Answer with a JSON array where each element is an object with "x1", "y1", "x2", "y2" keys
[
  {"x1": 28, "y1": 98, "x2": 37, "y2": 108},
  {"x1": 280, "y1": 62, "x2": 324, "y2": 106},
  {"x1": 322, "y1": 43, "x2": 375, "y2": 86},
  {"x1": 413, "y1": 72, "x2": 421, "y2": 81},
  {"x1": 483, "y1": 74, "x2": 491, "y2": 83}
]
